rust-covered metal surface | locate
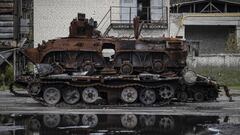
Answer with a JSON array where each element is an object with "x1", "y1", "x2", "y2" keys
[
  {"x1": 14, "y1": 13, "x2": 224, "y2": 107},
  {"x1": 23, "y1": 13, "x2": 188, "y2": 76}
]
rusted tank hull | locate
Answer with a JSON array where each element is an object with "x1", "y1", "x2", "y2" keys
[{"x1": 23, "y1": 37, "x2": 188, "y2": 75}]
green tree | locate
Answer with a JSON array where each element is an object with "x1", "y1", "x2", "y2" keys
[{"x1": 4, "y1": 65, "x2": 13, "y2": 84}]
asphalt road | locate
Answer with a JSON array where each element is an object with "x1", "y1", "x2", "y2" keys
[{"x1": 0, "y1": 89, "x2": 240, "y2": 116}]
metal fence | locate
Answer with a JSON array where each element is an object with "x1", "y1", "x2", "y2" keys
[{"x1": 110, "y1": 6, "x2": 168, "y2": 24}]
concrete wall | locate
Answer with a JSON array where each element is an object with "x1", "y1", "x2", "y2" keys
[
  {"x1": 186, "y1": 25, "x2": 235, "y2": 54},
  {"x1": 169, "y1": 13, "x2": 240, "y2": 54},
  {"x1": 237, "y1": 25, "x2": 240, "y2": 47},
  {"x1": 34, "y1": 0, "x2": 120, "y2": 46},
  {"x1": 187, "y1": 54, "x2": 240, "y2": 68},
  {"x1": 169, "y1": 13, "x2": 184, "y2": 37}
]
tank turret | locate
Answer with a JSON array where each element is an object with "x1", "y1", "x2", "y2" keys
[{"x1": 69, "y1": 13, "x2": 100, "y2": 37}]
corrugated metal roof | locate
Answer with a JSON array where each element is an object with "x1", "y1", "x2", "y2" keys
[{"x1": 171, "y1": 0, "x2": 240, "y2": 5}]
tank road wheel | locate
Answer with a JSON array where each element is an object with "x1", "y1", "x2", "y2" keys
[
  {"x1": 121, "y1": 87, "x2": 138, "y2": 103},
  {"x1": 43, "y1": 87, "x2": 61, "y2": 105},
  {"x1": 159, "y1": 116, "x2": 174, "y2": 130},
  {"x1": 62, "y1": 114, "x2": 80, "y2": 126},
  {"x1": 120, "y1": 61, "x2": 133, "y2": 75},
  {"x1": 158, "y1": 84, "x2": 175, "y2": 100},
  {"x1": 121, "y1": 114, "x2": 138, "y2": 129},
  {"x1": 43, "y1": 114, "x2": 61, "y2": 128},
  {"x1": 139, "y1": 89, "x2": 156, "y2": 105},
  {"x1": 82, "y1": 114, "x2": 98, "y2": 128},
  {"x1": 152, "y1": 60, "x2": 165, "y2": 73},
  {"x1": 82, "y1": 61, "x2": 95, "y2": 75},
  {"x1": 29, "y1": 83, "x2": 41, "y2": 96},
  {"x1": 139, "y1": 115, "x2": 156, "y2": 127},
  {"x1": 82, "y1": 87, "x2": 98, "y2": 104},
  {"x1": 193, "y1": 91, "x2": 205, "y2": 102},
  {"x1": 62, "y1": 88, "x2": 80, "y2": 105}
]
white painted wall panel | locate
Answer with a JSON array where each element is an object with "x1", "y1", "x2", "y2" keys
[
  {"x1": 188, "y1": 54, "x2": 240, "y2": 67},
  {"x1": 151, "y1": 0, "x2": 163, "y2": 21},
  {"x1": 34, "y1": 0, "x2": 120, "y2": 46}
]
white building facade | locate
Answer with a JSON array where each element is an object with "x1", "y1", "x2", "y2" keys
[{"x1": 34, "y1": 0, "x2": 171, "y2": 45}]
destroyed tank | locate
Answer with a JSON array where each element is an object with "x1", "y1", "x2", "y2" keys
[
  {"x1": 16, "y1": 13, "x2": 221, "y2": 106},
  {"x1": 24, "y1": 14, "x2": 187, "y2": 76}
]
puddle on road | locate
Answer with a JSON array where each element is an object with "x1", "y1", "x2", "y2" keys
[{"x1": 0, "y1": 113, "x2": 239, "y2": 135}]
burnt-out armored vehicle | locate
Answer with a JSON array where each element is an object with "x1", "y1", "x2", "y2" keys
[
  {"x1": 15, "y1": 13, "x2": 223, "y2": 106},
  {"x1": 25, "y1": 14, "x2": 187, "y2": 76}
]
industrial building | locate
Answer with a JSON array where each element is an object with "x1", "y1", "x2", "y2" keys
[
  {"x1": 1, "y1": 0, "x2": 240, "y2": 68},
  {"x1": 0, "y1": 0, "x2": 33, "y2": 67}
]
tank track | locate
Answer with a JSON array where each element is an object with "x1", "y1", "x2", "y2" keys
[
  {"x1": 27, "y1": 74, "x2": 181, "y2": 107},
  {"x1": 27, "y1": 81, "x2": 173, "y2": 107},
  {"x1": 25, "y1": 73, "x2": 222, "y2": 107}
]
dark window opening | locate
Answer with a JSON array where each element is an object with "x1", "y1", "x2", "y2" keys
[{"x1": 137, "y1": 0, "x2": 151, "y2": 21}]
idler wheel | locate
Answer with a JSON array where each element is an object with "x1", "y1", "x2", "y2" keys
[
  {"x1": 29, "y1": 83, "x2": 41, "y2": 96},
  {"x1": 82, "y1": 61, "x2": 95, "y2": 75},
  {"x1": 152, "y1": 60, "x2": 165, "y2": 73},
  {"x1": 120, "y1": 61, "x2": 133, "y2": 75},
  {"x1": 62, "y1": 114, "x2": 80, "y2": 126},
  {"x1": 62, "y1": 88, "x2": 80, "y2": 105},
  {"x1": 82, "y1": 114, "x2": 98, "y2": 128},
  {"x1": 121, "y1": 114, "x2": 138, "y2": 129},
  {"x1": 194, "y1": 91, "x2": 205, "y2": 102},
  {"x1": 139, "y1": 89, "x2": 156, "y2": 105},
  {"x1": 159, "y1": 116, "x2": 174, "y2": 130},
  {"x1": 43, "y1": 114, "x2": 61, "y2": 128},
  {"x1": 121, "y1": 87, "x2": 138, "y2": 103},
  {"x1": 82, "y1": 87, "x2": 98, "y2": 104},
  {"x1": 158, "y1": 84, "x2": 175, "y2": 100},
  {"x1": 43, "y1": 87, "x2": 61, "y2": 105},
  {"x1": 139, "y1": 115, "x2": 156, "y2": 127}
]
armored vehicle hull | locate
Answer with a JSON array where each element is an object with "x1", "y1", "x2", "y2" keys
[{"x1": 14, "y1": 13, "x2": 224, "y2": 107}]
